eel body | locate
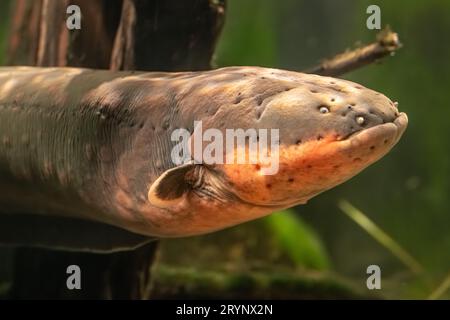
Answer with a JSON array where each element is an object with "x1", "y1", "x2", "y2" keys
[{"x1": 0, "y1": 66, "x2": 408, "y2": 252}]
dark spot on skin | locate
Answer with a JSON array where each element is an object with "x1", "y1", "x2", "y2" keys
[
  {"x1": 353, "y1": 158, "x2": 362, "y2": 162},
  {"x1": 330, "y1": 81, "x2": 335, "y2": 84},
  {"x1": 255, "y1": 164, "x2": 261, "y2": 171},
  {"x1": 310, "y1": 89, "x2": 318, "y2": 93},
  {"x1": 370, "y1": 146, "x2": 376, "y2": 150},
  {"x1": 331, "y1": 98, "x2": 335, "y2": 102},
  {"x1": 350, "y1": 103, "x2": 356, "y2": 106},
  {"x1": 284, "y1": 87, "x2": 291, "y2": 91},
  {"x1": 288, "y1": 178, "x2": 294, "y2": 182},
  {"x1": 261, "y1": 76, "x2": 266, "y2": 80},
  {"x1": 296, "y1": 139, "x2": 302, "y2": 145},
  {"x1": 384, "y1": 139, "x2": 389, "y2": 144},
  {"x1": 317, "y1": 135, "x2": 323, "y2": 140},
  {"x1": 139, "y1": 122, "x2": 145, "y2": 129},
  {"x1": 307, "y1": 164, "x2": 312, "y2": 169},
  {"x1": 266, "y1": 183, "x2": 272, "y2": 189},
  {"x1": 333, "y1": 164, "x2": 341, "y2": 169}
]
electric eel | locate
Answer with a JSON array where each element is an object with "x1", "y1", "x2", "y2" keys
[{"x1": 0, "y1": 66, "x2": 408, "y2": 252}]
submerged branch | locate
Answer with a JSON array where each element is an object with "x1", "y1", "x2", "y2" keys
[{"x1": 304, "y1": 27, "x2": 401, "y2": 77}]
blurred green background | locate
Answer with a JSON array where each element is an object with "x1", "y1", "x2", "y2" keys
[{"x1": 0, "y1": 0, "x2": 449, "y2": 299}]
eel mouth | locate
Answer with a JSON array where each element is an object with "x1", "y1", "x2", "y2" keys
[
  {"x1": 226, "y1": 112, "x2": 408, "y2": 209},
  {"x1": 339, "y1": 112, "x2": 408, "y2": 147}
]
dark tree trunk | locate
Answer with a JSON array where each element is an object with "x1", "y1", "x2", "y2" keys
[{"x1": 6, "y1": 0, "x2": 225, "y2": 299}]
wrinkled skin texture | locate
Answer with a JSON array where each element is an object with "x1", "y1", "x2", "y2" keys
[{"x1": 0, "y1": 66, "x2": 407, "y2": 249}]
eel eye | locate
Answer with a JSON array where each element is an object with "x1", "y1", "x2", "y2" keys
[
  {"x1": 356, "y1": 116, "x2": 365, "y2": 125},
  {"x1": 319, "y1": 106, "x2": 329, "y2": 114}
]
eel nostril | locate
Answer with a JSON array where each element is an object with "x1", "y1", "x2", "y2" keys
[{"x1": 356, "y1": 116, "x2": 365, "y2": 125}]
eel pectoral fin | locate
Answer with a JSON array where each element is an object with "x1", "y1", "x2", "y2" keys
[
  {"x1": 148, "y1": 162, "x2": 235, "y2": 210},
  {"x1": 147, "y1": 162, "x2": 197, "y2": 209}
]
